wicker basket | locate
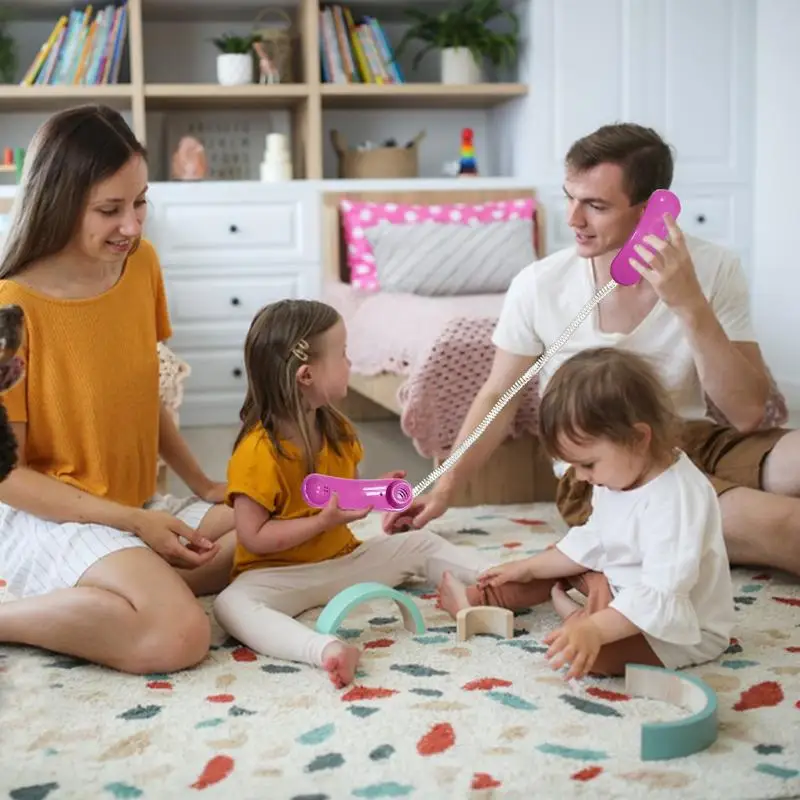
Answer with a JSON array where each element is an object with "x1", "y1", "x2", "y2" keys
[
  {"x1": 252, "y1": 8, "x2": 296, "y2": 84},
  {"x1": 331, "y1": 130, "x2": 425, "y2": 179}
]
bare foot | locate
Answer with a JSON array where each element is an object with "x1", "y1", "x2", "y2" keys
[
  {"x1": 551, "y1": 580, "x2": 582, "y2": 620},
  {"x1": 321, "y1": 641, "x2": 361, "y2": 689},
  {"x1": 437, "y1": 570, "x2": 472, "y2": 619}
]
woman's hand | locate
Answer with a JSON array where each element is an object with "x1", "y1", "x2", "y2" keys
[
  {"x1": 132, "y1": 509, "x2": 219, "y2": 569},
  {"x1": 319, "y1": 492, "x2": 372, "y2": 528},
  {"x1": 477, "y1": 557, "x2": 536, "y2": 588},
  {"x1": 191, "y1": 478, "x2": 227, "y2": 505},
  {"x1": 543, "y1": 618, "x2": 602, "y2": 680}
]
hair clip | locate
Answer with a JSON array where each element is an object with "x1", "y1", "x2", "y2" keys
[{"x1": 291, "y1": 338, "x2": 309, "y2": 362}]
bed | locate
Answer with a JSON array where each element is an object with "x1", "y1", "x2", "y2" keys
[{"x1": 320, "y1": 186, "x2": 559, "y2": 506}]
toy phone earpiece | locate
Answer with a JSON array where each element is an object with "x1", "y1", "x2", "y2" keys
[{"x1": 609, "y1": 189, "x2": 682, "y2": 286}]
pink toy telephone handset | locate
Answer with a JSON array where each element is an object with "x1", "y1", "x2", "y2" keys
[
  {"x1": 302, "y1": 473, "x2": 414, "y2": 512},
  {"x1": 302, "y1": 189, "x2": 681, "y2": 514},
  {"x1": 609, "y1": 189, "x2": 681, "y2": 285}
]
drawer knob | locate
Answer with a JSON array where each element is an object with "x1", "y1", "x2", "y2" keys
[
  {"x1": 232, "y1": 367, "x2": 243, "y2": 378},
  {"x1": 696, "y1": 214, "x2": 706, "y2": 224},
  {"x1": 229, "y1": 224, "x2": 238, "y2": 233},
  {"x1": 230, "y1": 297, "x2": 240, "y2": 306}
]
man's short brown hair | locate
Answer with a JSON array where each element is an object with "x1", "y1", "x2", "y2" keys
[{"x1": 565, "y1": 123, "x2": 674, "y2": 205}]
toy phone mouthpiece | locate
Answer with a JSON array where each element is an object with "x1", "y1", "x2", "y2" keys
[
  {"x1": 302, "y1": 474, "x2": 414, "y2": 512},
  {"x1": 610, "y1": 189, "x2": 682, "y2": 286}
]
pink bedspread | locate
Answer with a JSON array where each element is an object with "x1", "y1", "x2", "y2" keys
[{"x1": 323, "y1": 281, "x2": 540, "y2": 458}]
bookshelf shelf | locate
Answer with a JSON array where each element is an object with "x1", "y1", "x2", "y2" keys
[
  {"x1": 320, "y1": 83, "x2": 528, "y2": 109},
  {"x1": 144, "y1": 83, "x2": 310, "y2": 110},
  {"x1": 0, "y1": 84, "x2": 134, "y2": 112},
  {"x1": 3, "y1": 0, "x2": 528, "y2": 179}
]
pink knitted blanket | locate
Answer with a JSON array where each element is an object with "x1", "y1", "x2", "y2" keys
[{"x1": 398, "y1": 316, "x2": 540, "y2": 458}]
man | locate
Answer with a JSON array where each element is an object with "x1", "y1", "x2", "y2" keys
[{"x1": 384, "y1": 122, "x2": 800, "y2": 578}]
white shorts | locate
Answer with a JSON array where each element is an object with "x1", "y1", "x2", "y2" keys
[{"x1": 0, "y1": 494, "x2": 213, "y2": 601}]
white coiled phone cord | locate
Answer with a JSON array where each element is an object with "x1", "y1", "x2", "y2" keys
[{"x1": 412, "y1": 279, "x2": 619, "y2": 498}]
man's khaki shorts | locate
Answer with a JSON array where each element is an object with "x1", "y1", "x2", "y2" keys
[{"x1": 555, "y1": 419, "x2": 791, "y2": 527}]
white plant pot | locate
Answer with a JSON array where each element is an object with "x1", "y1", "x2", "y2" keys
[
  {"x1": 216, "y1": 53, "x2": 253, "y2": 86},
  {"x1": 441, "y1": 47, "x2": 482, "y2": 84}
]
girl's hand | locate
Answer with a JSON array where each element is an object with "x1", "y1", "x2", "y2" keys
[
  {"x1": 543, "y1": 618, "x2": 602, "y2": 680},
  {"x1": 319, "y1": 492, "x2": 372, "y2": 527},
  {"x1": 477, "y1": 558, "x2": 535, "y2": 588},
  {"x1": 379, "y1": 469, "x2": 406, "y2": 480},
  {"x1": 133, "y1": 509, "x2": 219, "y2": 569}
]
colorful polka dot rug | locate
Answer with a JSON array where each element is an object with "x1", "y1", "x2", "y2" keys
[{"x1": 1, "y1": 503, "x2": 798, "y2": 799}]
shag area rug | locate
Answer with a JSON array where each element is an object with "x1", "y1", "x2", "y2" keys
[{"x1": 1, "y1": 503, "x2": 799, "y2": 800}]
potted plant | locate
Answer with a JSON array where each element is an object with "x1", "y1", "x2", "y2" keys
[
  {"x1": 212, "y1": 32, "x2": 260, "y2": 86},
  {"x1": 394, "y1": 0, "x2": 519, "y2": 85},
  {"x1": 0, "y1": 10, "x2": 17, "y2": 84}
]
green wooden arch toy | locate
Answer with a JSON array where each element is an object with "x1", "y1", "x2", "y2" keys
[
  {"x1": 316, "y1": 582, "x2": 426, "y2": 635},
  {"x1": 625, "y1": 663, "x2": 718, "y2": 761}
]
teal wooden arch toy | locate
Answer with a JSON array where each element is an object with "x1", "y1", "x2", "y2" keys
[
  {"x1": 316, "y1": 582, "x2": 426, "y2": 635},
  {"x1": 625, "y1": 663, "x2": 718, "y2": 761}
]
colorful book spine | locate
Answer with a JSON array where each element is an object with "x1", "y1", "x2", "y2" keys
[
  {"x1": 20, "y1": 2, "x2": 128, "y2": 86},
  {"x1": 319, "y1": 4, "x2": 403, "y2": 84}
]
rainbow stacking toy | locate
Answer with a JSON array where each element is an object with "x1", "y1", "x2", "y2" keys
[{"x1": 458, "y1": 127, "x2": 478, "y2": 176}]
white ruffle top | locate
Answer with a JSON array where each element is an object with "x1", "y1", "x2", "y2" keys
[{"x1": 556, "y1": 451, "x2": 737, "y2": 667}]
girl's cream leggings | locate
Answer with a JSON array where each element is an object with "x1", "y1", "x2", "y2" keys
[{"x1": 212, "y1": 531, "x2": 491, "y2": 667}]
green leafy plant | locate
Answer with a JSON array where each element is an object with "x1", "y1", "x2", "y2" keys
[
  {"x1": 0, "y1": 10, "x2": 17, "y2": 84},
  {"x1": 394, "y1": 0, "x2": 519, "y2": 70},
  {"x1": 212, "y1": 33, "x2": 261, "y2": 55}
]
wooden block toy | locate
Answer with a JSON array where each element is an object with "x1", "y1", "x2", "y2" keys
[
  {"x1": 624, "y1": 663, "x2": 718, "y2": 761},
  {"x1": 456, "y1": 607, "x2": 514, "y2": 641},
  {"x1": 316, "y1": 581, "x2": 426, "y2": 635}
]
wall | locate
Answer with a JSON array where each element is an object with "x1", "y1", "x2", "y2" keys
[{"x1": 753, "y1": 0, "x2": 800, "y2": 409}]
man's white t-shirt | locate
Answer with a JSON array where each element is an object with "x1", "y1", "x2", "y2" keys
[
  {"x1": 555, "y1": 451, "x2": 736, "y2": 669},
  {"x1": 491, "y1": 234, "x2": 756, "y2": 422}
]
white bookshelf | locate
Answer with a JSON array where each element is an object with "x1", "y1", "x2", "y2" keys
[{"x1": 0, "y1": 0, "x2": 529, "y2": 181}]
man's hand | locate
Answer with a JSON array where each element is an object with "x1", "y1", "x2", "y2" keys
[{"x1": 628, "y1": 214, "x2": 706, "y2": 317}]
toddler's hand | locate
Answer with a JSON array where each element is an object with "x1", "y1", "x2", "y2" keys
[
  {"x1": 543, "y1": 618, "x2": 602, "y2": 680},
  {"x1": 477, "y1": 558, "x2": 534, "y2": 588},
  {"x1": 319, "y1": 492, "x2": 372, "y2": 527}
]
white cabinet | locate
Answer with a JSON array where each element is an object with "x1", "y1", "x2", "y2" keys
[
  {"x1": 145, "y1": 182, "x2": 321, "y2": 426},
  {"x1": 524, "y1": 0, "x2": 755, "y2": 263}
]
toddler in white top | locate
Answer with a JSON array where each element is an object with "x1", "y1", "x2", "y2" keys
[{"x1": 438, "y1": 346, "x2": 736, "y2": 680}]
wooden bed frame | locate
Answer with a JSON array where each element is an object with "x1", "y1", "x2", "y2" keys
[{"x1": 321, "y1": 187, "x2": 558, "y2": 506}]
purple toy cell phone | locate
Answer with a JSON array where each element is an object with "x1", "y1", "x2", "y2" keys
[
  {"x1": 609, "y1": 189, "x2": 682, "y2": 286},
  {"x1": 302, "y1": 474, "x2": 414, "y2": 512}
]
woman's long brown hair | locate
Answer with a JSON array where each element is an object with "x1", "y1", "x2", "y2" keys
[{"x1": 0, "y1": 104, "x2": 147, "y2": 279}]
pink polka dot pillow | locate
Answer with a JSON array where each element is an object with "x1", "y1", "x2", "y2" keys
[{"x1": 339, "y1": 197, "x2": 537, "y2": 291}]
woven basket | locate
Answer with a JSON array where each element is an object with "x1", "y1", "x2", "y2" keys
[{"x1": 252, "y1": 8, "x2": 296, "y2": 83}]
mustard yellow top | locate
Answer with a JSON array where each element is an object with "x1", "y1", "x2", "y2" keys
[
  {"x1": 0, "y1": 239, "x2": 172, "y2": 508},
  {"x1": 226, "y1": 422, "x2": 364, "y2": 577}
]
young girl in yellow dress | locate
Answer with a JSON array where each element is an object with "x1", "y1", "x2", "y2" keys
[{"x1": 213, "y1": 299, "x2": 492, "y2": 688}]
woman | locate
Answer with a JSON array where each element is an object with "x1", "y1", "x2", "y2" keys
[{"x1": 0, "y1": 105, "x2": 236, "y2": 674}]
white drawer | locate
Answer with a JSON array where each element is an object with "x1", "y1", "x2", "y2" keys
[
  {"x1": 151, "y1": 198, "x2": 314, "y2": 264},
  {"x1": 165, "y1": 274, "x2": 303, "y2": 324},
  {"x1": 181, "y1": 349, "x2": 248, "y2": 394}
]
